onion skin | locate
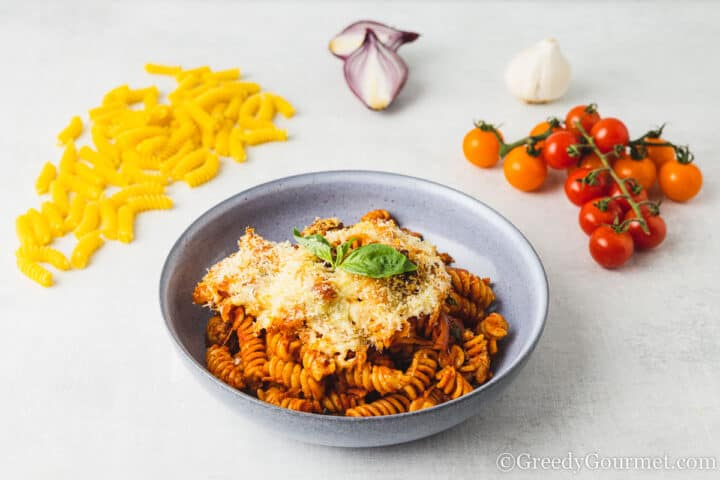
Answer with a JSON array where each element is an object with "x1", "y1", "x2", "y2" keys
[
  {"x1": 329, "y1": 20, "x2": 419, "y2": 59},
  {"x1": 343, "y1": 29, "x2": 409, "y2": 111}
]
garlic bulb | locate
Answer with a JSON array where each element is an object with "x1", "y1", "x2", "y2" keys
[{"x1": 504, "y1": 38, "x2": 571, "y2": 104}]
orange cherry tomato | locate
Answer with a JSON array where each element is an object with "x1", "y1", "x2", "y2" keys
[
  {"x1": 529, "y1": 121, "x2": 561, "y2": 150},
  {"x1": 580, "y1": 152, "x2": 605, "y2": 170},
  {"x1": 613, "y1": 154, "x2": 657, "y2": 191},
  {"x1": 503, "y1": 147, "x2": 547, "y2": 192},
  {"x1": 658, "y1": 161, "x2": 703, "y2": 202},
  {"x1": 644, "y1": 137, "x2": 675, "y2": 168},
  {"x1": 463, "y1": 128, "x2": 501, "y2": 168}
]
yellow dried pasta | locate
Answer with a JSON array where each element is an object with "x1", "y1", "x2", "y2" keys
[
  {"x1": 15, "y1": 214, "x2": 37, "y2": 246},
  {"x1": 171, "y1": 148, "x2": 207, "y2": 180},
  {"x1": 17, "y1": 257, "x2": 53, "y2": 287},
  {"x1": 71, "y1": 231, "x2": 104, "y2": 269},
  {"x1": 27, "y1": 208, "x2": 52, "y2": 245},
  {"x1": 74, "y1": 201, "x2": 100, "y2": 238},
  {"x1": 18, "y1": 64, "x2": 293, "y2": 286},
  {"x1": 241, "y1": 127, "x2": 287, "y2": 146},
  {"x1": 49, "y1": 180, "x2": 70, "y2": 215},
  {"x1": 35, "y1": 162, "x2": 57, "y2": 194},
  {"x1": 64, "y1": 195, "x2": 88, "y2": 232},
  {"x1": 41, "y1": 201, "x2": 65, "y2": 236},
  {"x1": 184, "y1": 153, "x2": 220, "y2": 187},
  {"x1": 99, "y1": 198, "x2": 118, "y2": 240},
  {"x1": 109, "y1": 183, "x2": 165, "y2": 205},
  {"x1": 16, "y1": 245, "x2": 70, "y2": 271},
  {"x1": 144, "y1": 63, "x2": 182, "y2": 75},
  {"x1": 117, "y1": 205, "x2": 135, "y2": 244},
  {"x1": 57, "y1": 116, "x2": 83, "y2": 145},
  {"x1": 126, "y1": 194, "x2": 173, "y2": 213}
]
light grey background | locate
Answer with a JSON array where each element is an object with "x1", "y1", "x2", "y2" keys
[{"x1": 0, "y1": 1, "x2": 718, "y2": 478}]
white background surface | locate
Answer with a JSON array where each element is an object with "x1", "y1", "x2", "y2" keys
[{"x1": 1, "y1": 1, "x2": 718, "y2": 478}]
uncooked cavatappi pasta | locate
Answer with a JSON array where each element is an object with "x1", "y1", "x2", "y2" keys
[
  {"x1": 194, "y1": 210, "x2": 509, "y2": 417},
  {"x1": 15, "y1": 64, "x2": 294, "y2": 287}
]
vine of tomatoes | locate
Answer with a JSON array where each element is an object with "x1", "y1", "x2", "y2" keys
[{"x1": 462, "y1": 104, "x2": 702, "y2": 269}]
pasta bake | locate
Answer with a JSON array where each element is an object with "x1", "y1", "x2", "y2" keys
[{"x1": 194, "y1": 210, "x2": 508, "y2": 416}]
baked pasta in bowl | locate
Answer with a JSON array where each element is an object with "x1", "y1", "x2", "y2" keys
[{"x1": 160, "y1": 171, "x2": 547, "y2": 446}]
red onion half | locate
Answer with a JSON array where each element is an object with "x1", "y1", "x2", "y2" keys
[
  {"x1": 343, "y1": 29, "x2": 409, "y2": 111},
  {"x1": 329, "y1": 20, "x2": 419, "y2": 59}
]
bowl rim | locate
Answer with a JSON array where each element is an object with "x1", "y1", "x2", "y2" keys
[{"x1": 159, "y1": 170, "x2": 549, "y2": 422}]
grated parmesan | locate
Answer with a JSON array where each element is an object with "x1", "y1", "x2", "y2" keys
[{"x1": 194, "y1": 219, "x2": 451, "y2": 365}]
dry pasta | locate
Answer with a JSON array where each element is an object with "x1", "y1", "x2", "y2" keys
[
  {"x1": 194, "y1": 210, "x2": 509, "y2": 416},
  {"x1": 99, "y1": 198, "x2": 118, "y2": 240},
  {"x1": 184, "y1": 152, "x2": 220, "y2": 187},
  {"x1": 16, "y1": 64, "x2": 293, "y2": 286},
  {"x1": 17, "y1": 257, "x2": 53, "y2": 287},
  {"x1": 74, "y1": 201, "x2": 100, "y2": 239},
  {"x1": 40, "y1": 201, "x2": 65, "y2": 237},
  {"x1": 57, "y1": 116, "x2": 83, "y2": 145},
  {"x1": 35, "y1": 162, "x2": 57, "y2": 194},
  {"x1": 16, "y1": 245, "x2": 70, "y2": 271},
  {"x1": 71, "y1": 231, "x2": 104, "y2": 269},
  {"x1": 27, "y1": 208, "x2": 52, "y2": 245}
]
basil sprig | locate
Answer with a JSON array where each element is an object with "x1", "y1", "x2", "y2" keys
[{"x1": 292, "y1": 228, "x2": 417, "y2": 278}]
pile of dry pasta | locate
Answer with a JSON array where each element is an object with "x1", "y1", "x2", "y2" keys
[{"x1": 15, "y1": 64, "x2": 294, "y2": 287}]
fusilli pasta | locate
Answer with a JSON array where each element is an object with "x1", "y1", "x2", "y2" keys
[{"x1": 196, "y1": 211, "x2": 509, "y2": 416}]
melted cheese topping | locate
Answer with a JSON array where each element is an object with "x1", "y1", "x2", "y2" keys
[{"x1": 195, "y1": 219, "x2": 451, "y2": 364}]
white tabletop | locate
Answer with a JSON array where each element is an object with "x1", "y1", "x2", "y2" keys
[{"x1": 1, "y1": 1, "x2": 718, "y2": 478}]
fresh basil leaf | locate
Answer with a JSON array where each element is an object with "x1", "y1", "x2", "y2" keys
[
  {"x1": 293, "y1": 228, "x2": 334, "y2": 265},
  {"x1": 338, "y1": 243, "x2": 417, "y2": 278},
  {"x1": 335, "y1": 237, "x2": 358, "y2": 266}
]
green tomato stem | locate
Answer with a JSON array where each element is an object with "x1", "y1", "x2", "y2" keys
[{"x1": 574, "y1": 121, "x2": 650, "y2": 234}]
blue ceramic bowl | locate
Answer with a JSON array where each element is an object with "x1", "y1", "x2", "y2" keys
[{"x1": 159, "y1": 171, "x2": 548, "y2": 447}]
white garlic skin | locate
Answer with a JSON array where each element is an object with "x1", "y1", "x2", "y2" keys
[{"x1": 504, "y1": 38, "x2": 571, "y2": 104}]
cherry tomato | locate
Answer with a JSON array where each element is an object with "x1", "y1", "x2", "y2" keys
[
  {"x1": 589, "y1": 225, "x2": 634, "y2": 269},
  {"x1": 565, "y1": 104, "x2": 601, "y2": 139},
  {"x1": 503, "y1": 147, "x2": 547, "y2": 192},
  {"x1": 580, "y1": 152, "x2": 605, "y2": 170},
  {"x1": 543, "y1": 131, "x2": 579, "y2": 169},
  {"x1": 590, "y1": 118, "x2": 630, "y2": 153},
  {"x1": 529, "y1": 120, "x2": 561, "y2": 150},
  {"x1": 659, "y1": 161, "x2": 703, "y2": 202},
  {"x1": 613, "y1": 154, "x2": 657, "y2": 190},
  {"x1": 564, "y1": 167, "x2": 611, "y2": 206},
  {"x1": 578, "y1": 198, "x2": 623, "y2": 235},
  {"x1": 624, "y1": 206, "x2": 667, "y2": 250},
  {"x1": 608, "y1": 178, "x2": 648, "y2": 213},
  {"x1": 463, "y1": 128, "x2": 501, "y2": 168},
  {"x1": 644, "y1": 137, "x2": 675, "y2": 168}
]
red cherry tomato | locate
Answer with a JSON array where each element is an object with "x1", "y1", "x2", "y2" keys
[
  {"x1": 578, "y1": 198, "x2": 623, "y2": 235},
  {"x1": 590, "y1": 118, "x2": 630, "y2": 153},
  {"x1": 565, "y1": 104, "x2": 601, "y2": 139},
  {"x1": 589, "y1": 225, "x2": 634, "y2": 269},
  {"x1": 608, "y1": 178, "x2": 648, "y2": 213},
  {"x1": 624, "y1": 206, "x2": 667, "y2": 250},
  {"x1": 543, "y1": 131, "x2": 579, "y2": 169},
  {"x1": 564, "y1": 167, "x2": 611, "y2": 206}
]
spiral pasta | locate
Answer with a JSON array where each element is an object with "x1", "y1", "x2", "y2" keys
[
  {"x1": 16, "y1": 245, "x2": 71, "y2": 271},
  {"x1": 184, "y1": 152, "x2": 220, "y2": 187},
  {"x1": 74, "y1": 201, "x2": 100, "y2": 239},
  {"x1": 16, "y1": 65, "x2": 292, "y2": 286},
  {"x1": 17, "y1": 257, "x2": 53, "y2": 287},
  {"x1": 346, "y1": 394, "x2": 410, "y2": 417},
  {"x1": 71, "y1": 231, "x2": 104, "y2": 269},
  {"x1": 207, "y1": 345, "x2": 245, "y2": 390},
  {"x1": 57, "y1": 116, "x2": 83, "y2": 145},
  {"x1": 35, "y1": 162, "x2": 57, "y2": 195},
  {"x1": 197, "y1": 211, "x2": 508, "y2": 416}
]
